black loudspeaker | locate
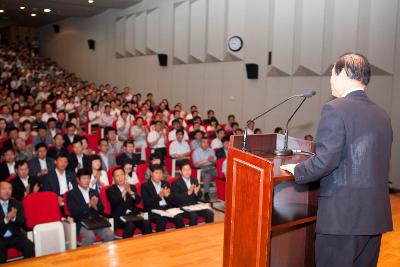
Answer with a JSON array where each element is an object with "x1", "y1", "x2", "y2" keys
[
  {"x1": 246, "y1": 63, "x2": 258, "y2": 79},
  {"x1": 53, "y1": 24, "x2": 60, "y2": 33},
  {"x1": 158, "y1": 54, "x2": 168, "y2": 66},
  {"x1": 88, "y1": 39, "x2": 95, "y2": 50}
]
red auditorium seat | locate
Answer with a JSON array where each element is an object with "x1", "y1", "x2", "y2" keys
[
  {"x1": 81, "y1": 133, "x2": 100, "y2": 153},
  {"x1": 136, "y1": 163, "x2": 148, "y2": 183},
  {"x1": 215, "y1": 158, "x2": 226, "y2": 201},
  {"x1": 6, "y1": 248, "x2": 23, "y2": 262},
  {"x1": 5, "y1": 175, "x2": 16, "y2": 182},
  {"x1": 164, "y1": 156, "x2": 173, "y2": 176},
  {"x1": 107, "y1": 165, "x2": 120, "y2": 185},
  {"x1": 23, "y1": 192, "x2": 62, "y2": 230}
]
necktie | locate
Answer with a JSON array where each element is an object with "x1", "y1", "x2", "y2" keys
[{"x1": 2, "y1": 202, "x2": 12, "y2": 238}]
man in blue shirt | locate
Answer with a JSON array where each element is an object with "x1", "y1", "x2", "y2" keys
[{"x1": 192, "y1": 137, "x2": 217, "y2": 202}]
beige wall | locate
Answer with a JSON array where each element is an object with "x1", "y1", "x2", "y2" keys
[{"x1": 39, "y1": 0, "x2": 400, "y2": 186}]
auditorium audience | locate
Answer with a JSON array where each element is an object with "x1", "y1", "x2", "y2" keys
[
  {"x1": 63, "y1": 123, "x2": 80, "y2": 149},
  {"x1": 0, "y1": 148, "x2": 16, "y2": 181},
  {"x1": 216, "y1": 136, "x2": 229, "y2": 160},
  {"x1": 41, "y1": 153, "x2": 77, "y2": 205},
  {"x1": 28, "y1": 143, "x2": 54, "y2": 177},
  {"x1": 48, "y1": 133, "x2": 67, "y2": 159},
  {"x1": 147, "y1": 120, "x2": 167, "y2": 161},
  {"x1": 171, "y1": 161, "x2": 214, "y2": 226},
  {"x1": 0, "y1": 181, "x2": 35, "y2": 263},
  {"x1": 192, "y1": 137, "x2": 217, "y2": 202},
  {"x1": 144, "y1": 153, "x2": 169, "y2": 181},
  {"x1": 107, "y1": 167, "x2": 152, "y2": 238},
  {"x1": 98, "y1": 138, "x2": 116, "y2": 171},
  {"x1": 211, "y1": 129, "x2": 225, "y2": 149},
  {"x1": 141, "y1": 164, "x2": 185, "y2": 232},
  {"x1": 123, "y1": 161, "x2": 139, "y2": 185},
  {"x1": 130, "y1": 116, "x2": 147, "y2": 160},
  {"x1": 67, "y1": 139, "x2": 91, "y2": 172},
  {"x1": 0, "y1": 42, "x2": 291, "y2": 260},
  {"x1": 66, "y1": 169, "x2": 114, "y2": 247},
  {"x1": 89, "y1": 155, "x2": 109, "y2": 191},
  {"x1": 116, "y1": 140, "x2": 141, "y2": 166},
  {"x1": 11, "y1": 160, "x2": 40, "y2": 201},
  {"x1": 105, "y1": 127, "x2": 122, "y2": 154}
]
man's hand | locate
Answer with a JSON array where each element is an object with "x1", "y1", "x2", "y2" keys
[
  {"x1": 159, "y1": 188, "x2": 165, "y2": 198},
  {"x1": 6, "y1": 207, "x2": 17, "y2": 222},
  {"x1": 280, "y1": 164, "x2": 298, "y2": 175},
  {"x1": 187, "y1": 184, "x2": 195, "y2": 195},
  {"x1": 194, "y1": 184, "x2": 201, "y2": 195},
  {"x1": 164, "y1": 187, "x2": 171, "y2": 198},
  {"x1": 90, "y1": 195, "x2": 99, "y2": 210},
  {"x1": 125, "y1": 183, "x2": 134, "y2": 197}
]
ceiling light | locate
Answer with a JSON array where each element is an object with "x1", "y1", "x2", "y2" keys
[
  {"x1": 44, "y1": 8, "x2": 51, "y2": 13},
  {"x1": 31, "y1": 13, "x2": 36, "y2": 17},
  {"x1": 20, "y1": 6, "x2": 26, "y2": 10},
  {"x1": 88, "y1": 0, "x2": 94, "y2": 3},
  {"x1": 0, "y1": 10, "x2": 4, "y2": 13}
]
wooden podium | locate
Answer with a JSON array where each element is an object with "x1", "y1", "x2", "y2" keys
[{"x1": 223, "y1": 133, "x2": 318, "y2": 267}]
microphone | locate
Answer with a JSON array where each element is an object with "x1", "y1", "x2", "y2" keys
[
  {"x1": 295, "y1": 90, "x2": 316, "y2": 99},
  {"x1": 273, "y1": 91, "x2": 317, "y2": 156},
  {"x1": 242, "y1": 90, "x2": 316, "y2": 151}
]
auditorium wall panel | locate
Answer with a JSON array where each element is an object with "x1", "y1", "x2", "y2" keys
[
  {"x1": 38, "y1": 0, "x2": 400, "y2": 186},
  {"x1": 115, "y1": 17, "x2": 126, "y2": 57},
  {"x1": 125, "y1": 15, "x2": 136, "y2": 56},
  {"x1": 189, "y1": 0, "x2": 207, "y2": 62},
  {"x1": 173, "y1": 1, "x2": 190, "y2": 63}
]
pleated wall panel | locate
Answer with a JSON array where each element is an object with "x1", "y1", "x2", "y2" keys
[
  {"x1": 125, "y1": 14, "x2": 136, "y2": 56},
  {"x1": 207, "y1": 0, "x2": 226, "y2": 61},
  {"x1": 135, "y1": 11, "x2": 147, "y2": 55},
  {"x1": 189, "y1": 0, "x2": 207, "y2": 62},
  {"x1": 146, "y1": 8, "x2": 160, "y2": 54},
  {"x1": 174, "y1": 1, "x2": 190, "y2": 63}
]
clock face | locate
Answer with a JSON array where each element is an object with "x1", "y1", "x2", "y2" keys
[{"x1": 228, "y1": 36, "x2": 243, "y2": 52}]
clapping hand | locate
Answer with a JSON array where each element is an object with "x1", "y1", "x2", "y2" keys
[
  {"x1": 6, "y1": 207, "x2": 17, "y2": 222},
  {"x1": 90, "y1": 195, "x2": 99, "y2": 210},
  {"x1": 164, "y1": 187, "x2": 171, "y2": 198},
  {"x1": 188, "y1": 184, "x2": 195, "y2": 195},
  {"x1": 194, "y1": 184, "x2": 201, "y2": 195}
]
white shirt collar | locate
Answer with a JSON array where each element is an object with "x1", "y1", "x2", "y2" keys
[
  {"x1": 55, "y1": 168, "x2": 66, "y2": 177},
  {"x1": 342, "y1": 87, "x2": 364, "y2": 97},
  {"x1": 20, "y1": 176, "x2": 29, "y2": 187},
  {"x1": 78, "y1": 185, "x2": 90, "y2": 203}
]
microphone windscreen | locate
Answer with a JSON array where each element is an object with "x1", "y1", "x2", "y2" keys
[{"x1": 303, "y1": 91, "x2": 316, "y2": 98}]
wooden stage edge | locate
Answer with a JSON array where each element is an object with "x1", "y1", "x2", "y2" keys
[
  {"x1": 4, "y1": 193, "x2": 400, "y2": 267},
  {"x1": 5, "y1": 222, "x2": 225, "y2": 267}
]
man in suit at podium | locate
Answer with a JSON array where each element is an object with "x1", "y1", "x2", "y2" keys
[{"x1": 287, "y1": 53, "x2": 393, "y2": 267}]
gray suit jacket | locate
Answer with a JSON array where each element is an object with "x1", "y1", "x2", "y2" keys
[
  {"x1": 100, "y1": 152, "x2": 117, "y2": 171},
  {"x1": 294, "y1": 90, "x2": 393, "y2": 235}
]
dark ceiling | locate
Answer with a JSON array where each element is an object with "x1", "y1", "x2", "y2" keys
[{"x1": 0, "y1": 0, "x2": 142, "y2": 27}]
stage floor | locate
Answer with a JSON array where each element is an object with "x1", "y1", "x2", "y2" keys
[
  {"x1": 6, "y1": 222, "x2": 224, "y2": 267},
  {"x1": 5, "y1": 193, "x2": 400, "y2": 267}
]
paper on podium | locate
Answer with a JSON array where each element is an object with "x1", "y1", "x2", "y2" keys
[{"x1": 280, "y1": 164, "x2": 298, "y2": 175}]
